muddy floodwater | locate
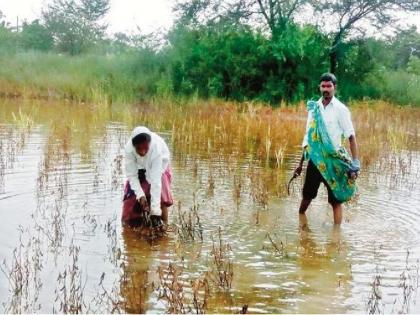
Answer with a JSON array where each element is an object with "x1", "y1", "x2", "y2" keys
[{"x1": 0, "y1": 98, "x2": 419, "y2": 313}]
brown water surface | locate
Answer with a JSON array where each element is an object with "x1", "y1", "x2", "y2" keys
[{"x1": 0, "y1": 98, "x2": 419, "y2": 313}]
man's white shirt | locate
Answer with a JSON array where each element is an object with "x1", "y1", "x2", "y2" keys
[{"x1": 302, "y1": 96, "x2": 355, "y2": 150}]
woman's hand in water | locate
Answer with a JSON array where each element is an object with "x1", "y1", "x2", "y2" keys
[{"x1": 137, "y1": 196, "x2": 150, "y2": 212}]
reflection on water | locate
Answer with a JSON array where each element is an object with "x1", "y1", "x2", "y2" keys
[{"x1": 0, "y1": 98, "x2": 419, "y2": 313}]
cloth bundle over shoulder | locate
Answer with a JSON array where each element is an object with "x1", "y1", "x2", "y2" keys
[{"x1": 304, "y1": 100, "x2": 357, "y2": 202}]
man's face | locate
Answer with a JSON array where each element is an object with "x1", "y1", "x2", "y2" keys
[
  {"x1": 135, "y1": 142, "x2": 150, "y2": 156},
  {"x1": 320, "y1": 80, "x2": 336, "y2": 99}
]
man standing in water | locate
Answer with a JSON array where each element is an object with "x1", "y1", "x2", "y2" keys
[
  {"x1": 294, "y1": 73, "x2": 360, "y2": 225},
  {"x1": 122, "y1": 126, "x2": 173, "y2": 228}
]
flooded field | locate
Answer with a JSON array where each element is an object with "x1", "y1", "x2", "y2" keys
[{"x1": 0, "y1": 98, "x2": 419, "y2": 313}]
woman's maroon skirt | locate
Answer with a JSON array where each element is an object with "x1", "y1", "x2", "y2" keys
[{"x1": 122, "y1": 166, "x2": 173, "y2": 226}]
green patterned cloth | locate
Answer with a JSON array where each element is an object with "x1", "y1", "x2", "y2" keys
[{"x1": 305, "y1": 100, "x2": 357, "y2": 202}]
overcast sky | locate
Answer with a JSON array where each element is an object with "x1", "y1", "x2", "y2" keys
[
  {"x1": 0, "y1": 0, "x2": 419, "y2": 36},
  {"x1": 0, "y1": 0, "x2": 174, "y2": 34}
]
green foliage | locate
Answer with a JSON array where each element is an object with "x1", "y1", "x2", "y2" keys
[
  {"x1": 407, "y1": 56, "x2": 420, "y2": 75},
  {"x1": 168, "y1": 23, "x2": 268, "y2": 100},
  {"x1": 0, "y1": 20, "x2": 18, "y2": 54},
  {"x1": 334, "y1": 39, "x2": 380, "y2": 100},
  {"x1": 42, "y1": 0, "x2": 110, "y2": 55},
  {"x1": 20, "y1": 20, "x2": 54, "y2": 51},
  {"x1": 390, "y1": 26, "x2": 420, "y2": 69},
  {"x1": 375, "y1": 69, "x2": 420, "y2": 106},
  {"x1": 0, "y1": 4, "x2": 419, "y2": 105},
  {"x1": 167, "y1": 22, "x2": 330, "y2": 104}
]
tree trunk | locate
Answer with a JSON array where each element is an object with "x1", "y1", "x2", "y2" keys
[
  {"x1": 329, "y1": 30, "x2": 343, "y2": 74},
  {"x1": 329, "y1": 49, "x2": 337, "y2": 74}
]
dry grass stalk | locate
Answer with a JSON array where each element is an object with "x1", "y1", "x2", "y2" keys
[
  {"x1": 174, "y1": 199, "x2": 204, "y2": 243},
  {"x1": 53, "y1": 241, "x2": 86, "y2": 314},
  {"x1": 233, "y1": 174, "x2": 242, "y2": 207},
  {"x1": 397, "y1": 251, "x2": 419, "y2": 314},
  {"x1": 0, "y1": 228, "x2": 43, "y2": 313},
  {"x1": 265, "y1": 233, "x2": 288, "y2": 259},
  {"x1": 111, "y1": 154, "x2": 123, "y2": 191},
  {"x1": 157, "y1": 262, "x2": 209, "y2": 314},
  {"x1": 104, "y1": 216, "x2": 122, "y2": 266},
  {"x1": 157, "y1": 263, "x2": 188, "y2": 313},
  {"x1": 208, "y1": 227, "x2": 233, "y2": 291},
  {"x1": 366, "y1": 271, "x2": 382, "y2": 315}
]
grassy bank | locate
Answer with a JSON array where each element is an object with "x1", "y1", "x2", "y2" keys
[
  {"x1": 0, "y1": 51, "x2": 168, "y2": 104},
  {"x1": 1, "y1": 51, "x2": 420, "y2": 106}
]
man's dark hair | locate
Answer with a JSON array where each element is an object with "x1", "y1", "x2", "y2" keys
[
  {"x1": 319, "y1": 73, "x2": 337, "y2": 85},
  {"x1": 132, "y1": 133, "x2": 151, "y2": 146}
]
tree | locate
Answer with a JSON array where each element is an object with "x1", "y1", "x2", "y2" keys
[
  {"x1": 254, "y1": 0, "x2": 308, "y2": 37},
  {"x1": 390, "y1": 26, "x2": 420, "y2": 69},
  {"x1": 0, "y1": 10, "x2": 19, "y2": 53},
  {"x1": 0, "y1": 10, "x2": 6, "y2": 27},
  {"x1": 166, "y1": 20, "x2": 329, "y2": 103},
  {"x1": 42, "y1": 0, "x2": 110, "y2": 55},
  {"x1": 313, "y1": 0, "x2": 420, "y2": 73},
  {"x1": 20, "y1": 20, "x2": 54, "y2": 51},
  {"x1": 174, "y1": 0, "x2": 308, "y2": 38}
]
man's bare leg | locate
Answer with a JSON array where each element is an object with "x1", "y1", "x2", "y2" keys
[
  {"x1": 299, "y1": 199, "x2": 312, "y2": 214},
  {"x1": 299, "y1": 213, "x2": 309, "y2": 231},
  {"x1": 332, "y1": 203, "x2": 342, "y2": 225}
]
